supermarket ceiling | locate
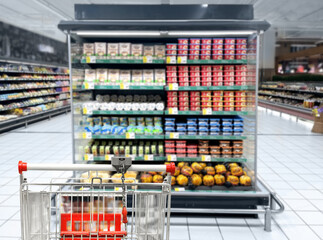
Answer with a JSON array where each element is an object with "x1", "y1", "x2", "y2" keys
[{"x1": 0, "y1": 0, "x2": 323, "y2": 42}]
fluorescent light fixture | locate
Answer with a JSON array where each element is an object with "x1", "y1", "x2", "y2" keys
[
  {"x1": 202, "y1": 4, "x2": 208, "y2": 7},
  {"x1": 75, "y1": 31, "x2": 161, "y2": 36},
  {"x1": 168, "y1": 31, "x2": 255, "y2": 36}
]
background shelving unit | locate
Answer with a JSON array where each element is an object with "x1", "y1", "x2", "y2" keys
[{"x1": 0, "y1": 60, "x2": 71, "y2": 131}]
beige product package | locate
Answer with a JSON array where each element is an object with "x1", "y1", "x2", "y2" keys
[
  {"x1": 143, "y1": 69, "x2": 154, "y2": 85},
  {"x1": 119, "y1": 43, "x2": 131, "y2": 57},
  {"x1": 143, "y1": 46, "x2": 154, "y2": 57},
  {"x1": 96, "y1": 69, "x2": 108, "y2": 84},
  {"x1": 155, "y1": 45, "x2": 166, "y2": 58},
  {"x1": 83, "y1": 43, "x2": 94, "y2": 56},
  {"x1": 119, "y1": 70, "x2": 131, "y2": 83},
  {"x1": 108, "y1": 69, "x2": 120, "y2": 84},
  {"x1": 154, "y1": 69, "x2": 166, "y2": 85},
  {"x1": 107, "y1": 43, "x2": 119, "y2": 57},
  {"x1": 131, "y1": 44, "x2": 143, "y2": 57},
  {"x1": 95, "y1": 42, "x2": 107, "y2": 57},
  {"x1": 85, "y1": 69, "x2": 96, "y2": 81},
  {"x1": 131, "y1": 70, "x2": 143, "y2": 85}
]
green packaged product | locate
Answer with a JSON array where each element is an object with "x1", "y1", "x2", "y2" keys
[
  {"x1": 128, "y1": 117, "x2": 137, "y2": 126},
  {"x1": 145, "y1": 146, "x2": 150, "y2": 154},
  {"x1": 137, "y1": 117, "x2": 145, "y2": 126},
  {"x1": 125, "y1": 146, "x2": 131, "y2": 155},
  {"x1": 119, "y1": 146, "x2": 125, "y2": 155},
  {"x1": 132, "y1": 146, "x2": 137, "y2": 155},
  {"x1": 128, "y1": 141, "x2": 133, "y2": 146},
  {"x1": 115, "y1": 141, "x2": 120, "y2": 146},
  {"x1": 108, "y1": 141, "x2": 113, "y2": 146},
  {"x1": 92, "y1": 146, "x2": 98, "y2": 156},
  {"x1": 105, "y1": 146, "x2": 111, "y2": 154},
  {"x1": 102, "y1": 141, "x2": 107, "y2": 146},
  {"x1": 145, "y1": 117, "x2": 153, "y2": 126},
  {"x1": 158, "y1": 145, "x2": 164, "y2": 154},
  {"x1": 113, "y1": 146, "x2": 119, "y2": 155},
  {"x1": 151, "y1": 145, "x2": 156, "y2": 154},
  {"x1": 154, "y1": 117, "x2": 162, "y2": 126},
  {"x1": 121, "y1": 141, "x2": 126, "y2": 146},
  {"x1": 138, "y1": 146, "x2": 144, "y2": 156},
  {"x1": 99, "y1": 146, "x2": 105, "y2": 156},
  {"x1": 84, "y1": 146, "x2": 90, "y2": 154}
]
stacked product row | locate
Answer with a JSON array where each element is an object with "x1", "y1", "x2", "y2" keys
[
  {"x1": 0, "y1": 89, "x2": 69, "y2": 101},
  {"x1": 167, "y1": 91, "x2": 251, "y2": 111},
  {"x1": 0, "y1": 74, "x2": 69, "y2": 80},
  {"x1": 82, "y1": 116, "x2": 163, "y2": 136},
  {"x1": 0, "y1": 81, "x2": 70, "y2": 91},
  {"x1": 84, "y1": 68, "x2": 166, "y2": 86},
  {"x1": 165, "y1": 117, "x2": 243, "y2": 136},
  {"x1": 166, "y1": 65, "x2": 254, "y2": 87},
  {"x1": 166, "y1": 38, "x2": 249, "y2": 60},
  {"x1": 0, "y1": 63, "x2": 68, "y2": 74},
  {"x1": 0, "y1": 96, "x2": 64, "y2": 111}
]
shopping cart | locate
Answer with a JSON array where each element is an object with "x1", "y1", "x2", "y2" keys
[{"x1": 18, "y1": 158, "x2": 175, "y2": 240}]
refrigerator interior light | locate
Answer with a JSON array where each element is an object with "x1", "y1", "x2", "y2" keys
[
  {"x1": 75, "y1": 31, "x2": 161, "y2": 36},
  {"x1": 167, "y1": 31, "x2": 255, "y2": 36}
]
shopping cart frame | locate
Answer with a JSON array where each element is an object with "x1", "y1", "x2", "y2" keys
[{"x1": 18, "y1": 160, "x2": 175, "y2": 240}]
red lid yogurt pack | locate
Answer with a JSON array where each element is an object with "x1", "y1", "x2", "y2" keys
[
  {"x1": 178, "y1": 44, "x2": 189, "y2": 50},
  {"x1": 167, "y1": 77, "x2": 177, "y2": 83},
  {"x1": 201, "y1": 65, "x2": 212, "y2": 71},
  {"x1": 191, "y1": 106, "x2": 201, "y2": 111},
  {"x1": 167, "y1": 66, "x2": 177, "y2": 71},
  {"x1": 166, "y1": 71, "x2": 177, "y2": 77},
  {"x1": 190, "y1": 66, "x2": 200, "y2": 71},
  {"x1": 178, "y1": 50, "x2": 188, "y2": 55},
  {"x1": 235, "y1": 65, "x2": 247, "y2": 71},
  {"x1": 236, "y1": 38, "x2": 247, "y2": 44},
  {"x1": 179, "y1": 81, "x2": 190, "y2": 86},
  {"x1": 225, "y1": 50, "x2": 235, "y2": 55},
  {"x1": 213, "y1": 106, "x2": 223, "y2": 111},
  {"x1": 190, "y1": 81, "x2": 200, "y2": 86},
  {"x1": 236, "y1": 54, "x2": 247, "y2": 60},
  {"x1": 223, "y1": 91, "x2": 234, "y2": 96},
  {"x1": 201, "y1": 38, "x2": 212, "y2": 44},
  {"x1": 178, "y1": 38, "x2": 189, "y2": 44},
  {"x1": 190, "y1": 71, "x2": 200, "y2": 77},
  {"x1": 189, "y1": 49, "x2": 200, "y2": 55},
  {"x1": 213, "y1": 65, "x2": 223, "y2": 71},
  {"x1": 200, "y1": 55, "x2": 211, "y2": 60},
  {"x1": 166, "y1": 49, "x2": 177, "y2": 55},
  {"x1": 178, "y1": 71, "x2": 189, "y2": 77},
  {"x1": 190, "y1": 38, "x2": 201, "y2": 44},
  {"x1": 224, "y1": 71, "x2": 234, "y2": 77},
  {"x1": 178, "y1": 66, "x2": 189, "y2": 71},
  {"x1": 212, "y1": 55, "x2": 223, "y2": 60},
  {"x1": 189, "y1": 55, "x2": 199, "y2": 60},
  {"x1": 201, "y1": 81, "x2": 212, "y2": 86},
  {"x1": 213, "y1": 38, "x2": 224, "y2": 44},
  {"x1": 179, "y1": 106, "x2": 190, "y2": 111},
  {"x1": 213, "y1": 76, "x2": 223, "y2": 81},
  {"x1": 201, "y1": 44, "x2": 212, "y2": 50},
  {"x1": 224, "y1": 65, "x2": 234, "y2": 71},
  {"x1": 213, "y1": 71, "x2": 223, "y2": 77},
  {"x1": 236, "y1": 49, "x2": 247, "y2": 54},
  {"x1": 166, "y1": 43, "x2": 177, "y2": 49},
  {"x1": 236, "y1": 44, "x2": 247, "y2": 49},
  {"x1": 167, "y1": 91, "x2": 178, "y2": 96},
  {"x1": 190, "y1": 77, "x2": 200, "y2": 82},
  {"x1": 190, "y1": 96, "x2": 201, "y2": 102},
  {"x1": 190, "y1": 44, "x2": 200, "y2": 50},
  {"x1": 224, "y1": 55, "x2": 234, "y2": 60},
  {"x1": 225, "y1": 38, "x2": 236, "y2": 44},
  {"x1": 224, "y1": 44, "x2": 235, "y2": 50},
  {"x1": 212, "y1": 81, "x2": 223, "y2": 86},
  {"x1": 201, "y1": 72, "x2": 212, "y2": 77},
  {"x1": 212, "y1": 50, "x2": 223, "y2": 55},
  {"x1": 235, "y1": 81, "x2": 247, "y2": 86},
  {"x1": 212, "y1": 44, "x2": 223, "y2": 50},
  {"x1": 190, "y1": 101, "x2": 201, "y2": 107},
  {"x1": 201, "y1": 50, "x2": 211, "y2": 55},
  {"x1": 179, "y1": 91, "x2": 189, "y2": 96},
  {"x1": 190, "y1": 91, "x2": 200, "y2": 97}
]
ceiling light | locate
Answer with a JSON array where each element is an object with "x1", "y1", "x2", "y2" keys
[
  {"x1": 201, "y1": 4, "x2": 208, "y2": 7},
  {"x1": 75, "y1": 31, "x2": 161, "y2": 36},
  {"x1": 168, "y1": 31, "x2": 255, "y2": 36}
]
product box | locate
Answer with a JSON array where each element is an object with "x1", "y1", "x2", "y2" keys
[
  {"x1": 155, "y1": 45, "x2": 165, "y2": 58},
  {"x1": 143, "y1": 69, "x2": 154, "y2": 85},
  {"x1": 131, "y1": 70, "x2": 143, "y2": 85},
  {"x1": 144, "y1": 46, "x2": 154, "y2": 57},
  {"x1": 107, "y1": 43, "x2": 119, "y2": 57},
  {"x1": 96, "y1": 69, "x2": 108, "y2": 83},
  {"x1": 85, "y1": 69, "x2": 96, "y2": 81},
  {"x1": 108, "y1": 69, "x2": 120, "y2": 84},
  {"x1": 154, "y1": 69, "x2": 166, "y2": 85},
  {"x1": 119, "y1": 70, "x2": 131, "y2": 83},
  {"x1": 119, "y1": 43, "x2": 131, "y2": 57},
  {"x1": 94, "y1": 42, "x2": 106, "y2": 57},
  {"x1": 131, "y1": 44, "x2": 143, "y2": 57},
  {"x1": 83, "y1": 43, "x2": 94, "y2": 56}
]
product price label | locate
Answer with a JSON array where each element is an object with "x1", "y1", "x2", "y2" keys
[
  {"x1": 202, "y1": 108, "x2": 212, "y2": 115},
  {"x1": 125, "y1": 154, "x2": 136, "y2": 160},
  {"x1": 114, "y1": 187, "x2": 122, "y2": 192},
  {"x1": 126, "y1": 132, "x2": 135, "y2": 139},
  {"x1": 82, "y1": 132, "x2": 92, "y2": 139},
  {"x1": 168, "y1": 108, "x2": 178, "y2": 115},
  {"x1": 174, "y1": 187, "x2": 185, "y2": 192},
  {"x1": 120, "y1": 83, "x2": 130, "y2": 89},
  {"x1": 86, "y1": 56, "x2": 96, "y2": 63},
  {"x1": 143, "y1": 56, "x2": 153, "y2": 63},
  {"x1": 201, "y1": 155, "x2": 211, "y2": 162},
  {"x1": 169, "y1": 132, "x2": 179, "y2": 139},
  {"x1": 169, "y1": 83, "x2": 178, "y2": 91},
  {"x1": 167, "y1": 155, "x2": 177, "y2": 161},
  {"x1": 144, "y1": 155, "x2": 154, "y2": 161},
  {"x1": 84, "y1": 82, "x2": 94, "y2": 89},
  {"x1": 105, "y1": 154, "x2": 114, "y2": 160},
  {"x1": 166, "y1": 56, "x2": 176, "y2": 64},
  {"x1": 84, "y1": 154, "x2": 94, "y2": 161},
  {"x1": 177, "y1": 56, "x2": 187, "y2": 64},
  {"x1": 83, "y1": 107, "x2": 93, "y2": 115}
]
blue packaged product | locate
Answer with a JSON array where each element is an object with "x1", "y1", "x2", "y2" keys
[
  {"x1": 222, "y1": 119, "x2": 233, "y2": 127},
  {"x1": 165, "y1": 126, "x2": 175, "y2": 132},
  {"x1": 188, "y1": 131, "x2": 197, "y2": 135},
  {"x1": 210, "y1": 131, "x2": 220, "y2": 136},
  {"x1": 222, "y1": 128, "x2": 232, "y2": 136},
  {"x1": 165, "y1": 131, "x2": 172, "y2": 135},
  {"x1": 178, "y1": 130, "x2": 186, "y2": 136},
  {"x1": 119, "y1": 117, "x2": 128, "y2": 126},
  {"x1": 93, "y1": 125, "x2": 101, "y2": 135},
  {"x1": 234, "y1": 132, "x2": 242, "y2": 136},
  {"x1": 111, "y1": 117, "x2": 119, "y2": 125},
  {"x1": 111, "y1": 125, "x2": 119, "y2": 135},
  {"x1": 199, "y1": 126, "x2": 209, "y2": 132},
  {"x1": 210, "y1": 127, "x2": 220, "y2": 132},
  {"x1": 165, "y1": 118, "x2": 176, "y2": 126},
  {"x1": 176, "y1": 123, "x2": 187, "y2": 131},
  {"x1": 187, "y1": 126, "x2": 197, "y2": 131},
  {"x1": 222, "y1": 126, "x2": 232, "y2": 131},
  {"x1": 210, "y1": 118, "x2": 220, "y2": 124},
  {"x1": 234, "y1": 127, "x2": 244, "y2": 132},
  {"x1": 187, "y1": 118, "x2": 197, "y2": 124},
  {"x1": 199, "y1": 130, "x2": 209, "y2": 136},
  {"x1": 101, "y1": 124, "x2": 112, "y2": 134},
  {"x1": 210, "y1": 121, "x2": 220, "y2": 127}
]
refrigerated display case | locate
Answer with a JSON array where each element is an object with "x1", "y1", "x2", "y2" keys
[{"x1": 58, "y1": 4, "x2": 283, "y2": 231}]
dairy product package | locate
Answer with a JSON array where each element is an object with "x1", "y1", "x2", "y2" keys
[
  {"x1": 131, "y1": 44, "x2": 143, "y2": 57},
  {"x1": 143, "y1": 46, "x2": 154, "y2": 57},
  {"x1": 154, "y1": 69, "x2": 166, "y2": 85},
  {"x1": 95, "y1": 42, "x2": 106, "y2": 57},
  {"x1": 96, "y1": 69, "x2": 108, "y2": 84},
  {"x1": 155, "y1": 45, "x2": 165, "y2": 58},
  {"x1": 119, "y1": 43, "x2": 131, "y2": 57},
  {"x1": 108, "y1": 69, "x2": 120, "y2": 84},
  {"x1": 85, "y1": 69, "x2": 96, "y2": 81},
  {"x1": 107, "y1": 43, "x2": 119, "y2": 57},
  {"x1": 143, "y1": 69, "x2": 154, "y2": 85},
  {"x1": 83, "y1": 43, "x2": 94, "y2": 56},
  {"x1": 131, "y1": 70, "x2": 143, "y2": 85},
  {"x1": 119, "y1": 70, "x2": 131, "y2": 83}
]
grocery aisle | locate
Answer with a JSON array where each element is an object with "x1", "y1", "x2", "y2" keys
[{"x1": 0, "y1": 109, "x2": 323, "y2": 239}]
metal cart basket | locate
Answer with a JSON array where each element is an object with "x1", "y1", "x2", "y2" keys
[{"x1": 18, "y1": 159, "x2": 175, "y2": 240}]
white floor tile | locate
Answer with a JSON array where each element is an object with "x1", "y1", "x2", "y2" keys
[
  {"x1": 280, "y1": 225, "x2": 320, "y2": 240},
  {"x1": 0, "y1": 207, "x2": 19, "y2": 220},
  {"x1": 285, "y1": 199, "x2": 318, "y2": 211},
  {"x1": 296, "y1": 211, "x2": 323, "y2": 225},
  {"x1": 250, "y1": 225, "x2": 288, "y2": 240},
  {"x1": 187, "y1": 217, "x2": 216, "y2": 225},
  {"x1": 297, "y1": 190, "x2": 323, "y2": 200},
  {"x1": 170, "y1": 226, "x2": 189, "y2": 240},
  {"x1": 310, "y1": 226, "x2": 323, "y2": 239},
  {"x1": 273, "y1": 210, "x2": 305, "y2": 225},
  {"x1": 217, "y1": 218, "x2": 247, "y2": 226},
  {"x1": 0, "y1": 220, "x2": 21, "y2": 237},
  {"x1": 220, "y1": 226, "x2": 256, "y2": 240},
  {"x1": 189, "y1": 226, "x2": 222, "y2": 240}
]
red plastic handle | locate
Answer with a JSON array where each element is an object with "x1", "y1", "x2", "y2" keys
[
  {"x1": 18, "y1": 161, "x2": 27, "y2": 174},
  {"x1": 122, "y1": 206, "x2": 128, "y2": 224},
  {"x1": 166, "y1": 162, "x2": 176, "y2": 175}
]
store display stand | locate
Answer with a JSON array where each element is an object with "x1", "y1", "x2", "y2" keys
[{"x1": 59, "y1": 4, "x2": 284, "y2": 232}]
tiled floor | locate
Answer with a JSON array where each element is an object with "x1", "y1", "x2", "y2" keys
[{"x1": 0, "y1": 108, "x2": 323, "y2": 239}]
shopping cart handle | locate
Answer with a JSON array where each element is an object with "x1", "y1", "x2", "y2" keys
[
  {"x1": 122, "y1": 206, "x2": 128, "y2": 224},
  {"x1": 18, "y1": 161, "x2": 175, "y2": 174}
]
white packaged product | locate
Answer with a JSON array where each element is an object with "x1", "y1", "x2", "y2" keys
[
  {"x1": 119, "y1": 70, "x2": 131, "y2": 83},
  {"x1": 155, "y1": 45, "x2": 166, "y2": 58},
  {"x1": 119, "y1": 43, "x2": 131, "y2": 57},
  {"x1": 108, "y1": 69, "x2": 120, "y2": 84},
  {"x1": 107, "y1": 43, "x2": 119, "y2": 57},
  {"x1": 96, "y1": 69, "x2": 108, "y2": 84},
  {"x1": 143, "y1": 46, "x2": 154, "y2": 57},
  {"x1": 107, "y1": 102, "x2": 116, "y2": 110},
  {"x1": 131, "y1": 70, "x2": 143, "y2": 85},
  {"x1": 154, "y1": 69, "x2": 166, "y2": 85},
  {"x1": 124, "y1": 103, "x2": 132, "y2": 111},
  {"x1": 139, "y1": 103, "x2": 148, "y2": 111},
  {"x1": 132, "y1": 103, "x2": 140, "y2": 111},
  {"x1": 143, "y1": 69, "x2": 154, "y2": 85},
  {"x1": 83, "y1": 43, "x2": 94, "y2": 56},
  {"x1": 95, "y1": 42, "x2": 107, "y2": 57},
  {"x1": 85, "y1": 69, "x2": 96, "y2": 81},
  {"x1": 156, "y1": 102, "x2": 165, "y2": 111},
  {"x1": 99, "y1": 103, "x2": 109, "y2": 110},
  {"x1": 147, "y1": 103, "x2": 156, "y2": 111},
  {"x1": 116, "y1": 103, "x2": 124, "y2": 111},
  {"x1": 131, "y1": 44, "x2": 143, "y2": 57}
]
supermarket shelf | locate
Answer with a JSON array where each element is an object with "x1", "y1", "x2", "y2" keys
[
  {"x1": 0, "y1": 70, "x2": 69, "y2": 75},
  {"x1": 83, "y1": 156, "x2": 166, "y2": 161},
  {"x1": 0, "y1": 85, "x2": 70, "y2": 91},
  {"x1": 165, "y1": 110, "x2": 253, "y2": 116},
  {"x1": 90, "y1": 135, "x2": 165, "y2": 140},
  {"x1": 93, "y1": 85, "x2": 164, "y2": 90},
  {"x1": 0, "y1": 78, "x2": 69, "y2": 81},
  {"x1": 186, "y1": 59, "x2": 248, "y2": 64},
  {"x1": 165, "y1": 135, "x2": 246, "y2": 140},
  {"x1": 0, "y1": 91, "x2": 70, "y2": 102},
  {"x1": 260, "y1": 87, "x2": 323, "y2": 95},
  {"x1": 165, "y1": 86, "x2": 255, "y2": 91},
  {"x1": 80, "y1": 58, "x2": 165, "y2": 64},
  {"x1": 258, "y1": 99, "x2": 314, "y2": 121},
  {"x1": 0, "y1": 98, "x2": 70, "y2": 112},
  {"x1": 258, "y1": 92, "x2": 308, "y2": 101},
  {"x1": 90, "y1": 110, "x2": 164, "y2": 115},
  {"x1": 0, "y1": 105, "x2": 70, "y2": 132}
]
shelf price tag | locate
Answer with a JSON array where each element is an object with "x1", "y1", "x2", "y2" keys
[
  {"x1": 126, "y1": 132, "x2": 135, "y2": 139},
  {"x1": 84, "y1": 154, "x2": 93, "y2": 161},
  {"x1": 202, "y1": 108, "x2": 212, "y2": 115},
  {"x1": 86, "y1": 56, "x2": 96, "y2": 63},
  {"x1": 201, "y1": 155, "x2": 211, "y2": 162},
  {"x1": 105, "y1": 154, "x2": 114, "y2": 160},
  {"x1": 84, "y1": 82, "x2": 94, "y2": 89},
  {"x1": 177, "y1": 56, "x2": 187, "y2": 64},
  {"x1": 125, "y1": 154, "x2": 136, "y2": 160},
  {"x1": 120, "y1": 83, "x2": 130, "y2": 89},
  {"x1": 83, "y1": 107, "x2": 93, "y2": 115},
  {"x1": 143, "y1": 56, "x2": 153, "y2": 63},
  {"x1": 82, "y1": 132, "x2": 92, "y2": 139},
  {"x1": 174, "y1": 187, "x2": 185, "y2": 192},
  {"x1": 167, "y1": 155, "x2": 177, "y2": 161},
  {"x1": 169, "y1": 83, "x2": 178, "y2": 91},
  {"x1": 114, "y1": 187, "x2": 122, "y2": 192},
  {"x1": 144, "y1": 155, "x2": 154, "y2": 161},
  {"x1": 166, "y1": 56, "x2": 176, "y2": 64},
  {"x1": 168, "y1": 108, "x2": 178, "y2": 115},
  {"x1": 169, "y1": 132, "x2": 179, "y2": 139}
]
